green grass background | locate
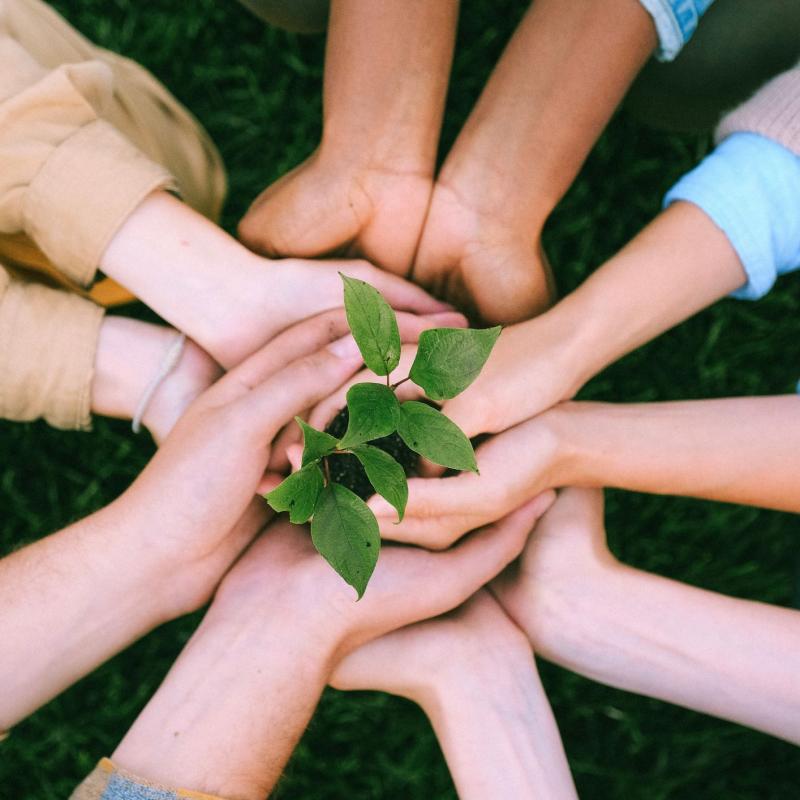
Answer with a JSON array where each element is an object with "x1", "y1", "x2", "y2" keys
[{"x1": 2, "y1": 1, "x2": 800, "y2": 797}]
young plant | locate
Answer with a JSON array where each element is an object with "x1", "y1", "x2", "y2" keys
[{"x1": 265, "y1": 274, "x2": 500, "y2": 598}]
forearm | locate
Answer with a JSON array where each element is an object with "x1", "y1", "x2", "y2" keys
[
  {"x1": 423, "y1": 652, "x2": 576, "y2": 800},
  {"x1": 530, "y1": 563, "x2": 800, "y2": 744},
  {"x1": 321, "y1": 0, "x2": 458, "y2": 173},
  {"x1": 539, "y1": 201, "x2": 748, "y2": 390},
  {"x1": 439, "y1": 0, "x2": 656, "y2": 226},
  {"x1": 99, "y1": 191, "x2": 264, "y2": 367},
  {"x1": 551, "y1": 395, "x2": 800, "y2": 512},
  {"x1": 113, "y1": 604, "x2": 334, "y2": 800},
  {"x1": 0, "y1": 503, "x2": 176, "y2": 729}
]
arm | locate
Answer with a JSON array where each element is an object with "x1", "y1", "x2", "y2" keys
[
  {"x1": 495, "y1": 488, "x2": 800, "y2": 744},
  {"x1": 443, "y1": 200, "x2": 748, "y2": 438},
  {"x1": 238, "y1": 0, "x2": 459, "y2": 275},
  {"x1": 0, "y1": 311, "x2": 368, "y2": 730},
  {"x1": 332, "y1": 592, "x2": 577, "y2": 800},
  {"x1": 374, "y1": 393, "x2": 800, "y2": 547},
  {"x1": 551, "y1": 396, "x2": 800, "y2": 512},
  {"x1": 413, "y1": 0, "x2": 658, "y2": 322},
  {"x1": 101, "y1": 191, "x2": 447, "y2": 369},
  {"x1": 107, "y1": 503, "x2": 546, "y2": 798}
]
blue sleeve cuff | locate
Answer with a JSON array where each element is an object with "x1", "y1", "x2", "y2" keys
[
  {"x1": 637, "y1": 0, "x2": 715, "y2": 61},
  {"x1": 664, "y1": 132, "x2": 800, "y2": 301}
]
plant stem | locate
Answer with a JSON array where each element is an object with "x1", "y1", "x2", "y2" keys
[
  {"x1": 323, "y1": 456, "x2": 331, "y2": 486},
  {"x1": 391, "y1": 376, "x2": 411, "y2": 391}
]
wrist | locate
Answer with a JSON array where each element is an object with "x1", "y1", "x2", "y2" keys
[
  {"x1": 91, "y1": 317, "x2": 219, "y2": 442},
  {"x1": 505, "y1": 557, "x2": 625, "y2": 669},
  {"x1": 319, "y1": 128, "x2": 436, "y2": 179},
  {"x1": 415, "y1": 626, "x2": 533, "y2": 713},
  {"x1": 91, "y1": 317, "x2": 181, "y2": 425},
  {"x1": 436, "y1": 140, "x2": 555, "y2": 234}
]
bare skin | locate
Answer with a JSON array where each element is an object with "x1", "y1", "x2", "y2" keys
[
  {"x1": 110, "y1": 502, "x2": 549, "y2": 799},
  {"x1": 332, "y1": 591, "x2": 577, "y2": 800},
  {"x1": 493, "y1": 488, "x2": 800, "y2": 744},
  {"x1": 239, "y1": 1, "x2": 459, "y2": 276}
]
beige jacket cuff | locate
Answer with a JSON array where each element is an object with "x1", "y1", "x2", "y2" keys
[
  {"x1": 716, "y1": 64, "x2": 800, "y2": 157},
  {"x1": 0, "y1": 268, "x2": 103, "y2": 430},
  {"x1": 0, "y1": 39, "x2": 177, "y2": 286}
]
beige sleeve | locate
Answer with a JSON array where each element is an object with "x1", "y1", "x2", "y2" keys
[
  {"x1": 715, "y1": 63, "x2": 800, "y2": 157},
  {"x1": 0, "y1": 263, "x2": 103, "y2": 430},
  {"x1": 0, "y1": 35, "x2": 177, "y2": 287}
]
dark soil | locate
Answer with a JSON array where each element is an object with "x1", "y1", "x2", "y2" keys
[{"x1": 324, "y1": 406, "x2": 418, "y2": 500}]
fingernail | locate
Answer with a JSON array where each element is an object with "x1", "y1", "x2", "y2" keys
[{"x1": 328, "y1": 335, "x2": 362, "y2": 360}]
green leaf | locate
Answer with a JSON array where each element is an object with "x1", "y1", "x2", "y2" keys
[
  {"x1": 341, "y1": 273, "x2": 401, "y2": 376},
  {"x1": 311, "y1": 483, "x2": 380, "y2": 599},
  {"x1": 351, "y1": 444, "x2": 408, "y2": 521},
  {"x1": 338, "y1": 383, "x2": 400, "y2": 449},
  {"x1": 296, "y1": 417, "x2": 338, "y2": 466},
  {"x1": 396, "y1": 401, "x2": 478, "y2": 473},
  {"x1": 265, "y1": 463, "x2": 324, "y2": 524},
  {"x1": 409, "y1": 326, "x2": 502, "y2": 401}
]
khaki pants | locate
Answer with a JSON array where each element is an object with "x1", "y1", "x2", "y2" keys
[{"x1": 0, "y1": 0, "x2": 226, "y2": 306}]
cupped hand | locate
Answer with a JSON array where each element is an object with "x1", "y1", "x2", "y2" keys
[
  {"x1": 412, "y1": 179, "x2": 555, "y2": 325},
  {"x1": 216, "y1": 254, "x2": 450, "y2": 368},
  {"x1": 210, "y1": 498, "x2": 549, "y2": 661},
  {"x1": 238, "y1": 148, "x2": 433, "y2": 277},
  {"x1": 117, "y1": 310, "x2": 368, "y2": 603},
  {"x1": 369, "y1": 414, "x2": 562, "y2": 549},
  {"x1": 329, "y1": 590, "x2": 531, "y2": 702},
  {"x1": 491, "y1": 487, "x2": 613, "y2": 654}
]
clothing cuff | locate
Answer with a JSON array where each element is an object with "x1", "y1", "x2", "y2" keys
[
  {"x1": 664, "y1": 132, "x2": 800, "y2": 300},
  {"x1": 716, "y1": 66, "x2": 800, "y2": 157},
  {"x1": 24, "y1": 119, "x2": 176, "y2": 287},
  {"x1": 0, "y1": 274, "x2": 104, "y2": 429},
  {"x1": 70, "y1": 758, "x2": 227, "y2": 800},
  {"x1": 636, "y1": 0, "x2": 715, "y2": 61}
]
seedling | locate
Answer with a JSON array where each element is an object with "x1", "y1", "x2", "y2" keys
[{"x1": 265, "y1": 274, "x2": 500, "y2": 598}]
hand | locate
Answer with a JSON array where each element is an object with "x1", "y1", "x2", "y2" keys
[
  {"x1": 238, "y1": 148, "x2": 434, "y2": 277},
  {"x1": 111, "y1": 492, "x2": 543, "y2": 799},
  {"x1": 113, "y1": 310, "x2": 370, "y2": 610},
  {"x1": 491, "y1": 487, "x2": 612, "y2": 656},
  {"x1": 101, "y1": 191, "x2": 448, "y2": 370},
  {"x1": 330, "y1": 590, "x2": 580, "y2": 800},
  {"x1": 370, "y1": 412, "x2": 563, "y2": 549},
  {"x1": 413, "y1": 178, "x2": 555, "y2": 324},
  {"x1": 330, "y1": 590, "x2": 531, "y2": 702},
  {"x1": 210, "y1": 497, "x2": 551, "y2": 662}
]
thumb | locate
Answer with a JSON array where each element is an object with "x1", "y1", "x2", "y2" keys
[{"x1": 240, "y1": 336, "x2": 363, "y2": 442}]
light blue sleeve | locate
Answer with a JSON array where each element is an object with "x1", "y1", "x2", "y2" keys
[
  {"x1": 663, "y1": 132, "x2": 800, "y2": 301},
  {"x1": 637, "y1": 0, "x2": 715, "y2": 61}
]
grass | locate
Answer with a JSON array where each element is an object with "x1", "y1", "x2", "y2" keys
[{"x1": 2, "y1": 1, "x2": 800, "y2": 797}]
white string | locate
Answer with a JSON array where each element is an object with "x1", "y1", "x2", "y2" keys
[{"x1": 131, "y1": 332, "x2": 187, "y2": 434}]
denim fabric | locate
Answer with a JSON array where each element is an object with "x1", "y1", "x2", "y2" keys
[
  {"x1": 102, "y1": 773, "x2": 178, "y2": 800},
  {"x1": 637, "y1": 0, "x2": 715, "y2": 61},
  {"x1": 664, "y1": 132, "x2": 800, "y2": 301}
]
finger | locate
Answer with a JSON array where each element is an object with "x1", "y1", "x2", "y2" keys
[
  {"x1": 215, "y1": 309, "x2": 357, "y2": 403},
  {"x1": 337, "y1": 260, "x2": 453, "y2": 314},
  {"x1": 286, "y1": 444, "x2": 303, "y2": 473},
  {"x1": 370, "y1": 471, "x2": 484, "y2": 523},
  {"x1": 434, "y1": 499, "x2": 545, "y2": 594},
  {"x1": 267, "y1": 415, "x2": 305, "y2": 472},
  {"x1": 241, "y1": 340, "x2": 364, "y2": 441},
  {"x1": 377, "y1": 511, "x2": 478, "y2": 549},
  {"x1": 256, "y1": 472, "x2": 284, "y2": 495}
]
